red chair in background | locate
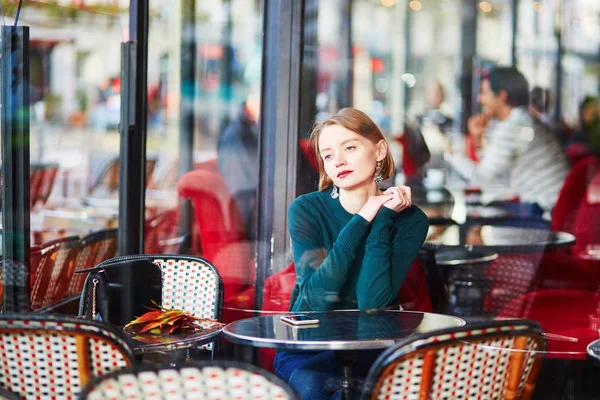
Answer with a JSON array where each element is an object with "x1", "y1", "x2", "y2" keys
[
  {"x1": 144, "y1": 208, "x2": 190, "y2": 254},
  {"x1": 497, "y1": 289, "x2": 599, "y2": 359},
  {"x1": 550, "y1": 156, "x2": 600, "y2": 234},
  {"x1": 177, "y1": 160, "x2": 254, "y2": 322},
  {"x1": 299, "y1": 138, "x2": 319, "y2": 172},
  {"x1": 534, "y1": 161, "x2": 600, "y2": 291},
  {"x1": 566, "y1": 143, "x2": 595, "y2": 166},
  {"x1": 30, "y1": 163, "x2": 59, "y2": 210}
]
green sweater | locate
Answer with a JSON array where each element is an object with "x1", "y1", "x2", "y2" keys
[{"x1": 288, "y1": 190, "x2": 429, "y2": 312}]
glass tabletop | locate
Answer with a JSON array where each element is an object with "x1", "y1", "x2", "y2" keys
[
  {"x1": 122, "y1": 321, "x2": 223, "y2": 354},
  {"x1": 222, "y1": 310, "x2": 465, "y2": 351},
  {"x1": 425, "y1": 225, "x2": 575, "y2": 252}
]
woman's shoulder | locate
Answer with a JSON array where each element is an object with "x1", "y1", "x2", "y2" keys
[
  {"x1": 395, "y1": 204, "x2": 429, "y2": 227},
  {"x1": 289, "y1": 190, "x2": 329, "y2": 213}
]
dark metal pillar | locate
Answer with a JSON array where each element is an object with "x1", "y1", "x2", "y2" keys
[
  {"x1": 255, "y1": 0, "x2": 304, "y2": 309},
  {"x1": 338, "y1": 0, "x2": 353, "y2": 108},
  {"x1": 178, "y1": 0, "x2": 196, "y2": 235},
  {"x1": 118, "y1": 0, "x2": 149, "y2": 256},
  {"x1": 510, "y1": 0, "x2": 518, "y2": 66},
  {"x1": 459, "y1": 0, "x2": 478, "y2": 133},
  {"x1": 220, "y1": 0, "x2": 234, "y2": 131},
  {"x1": 1, "y1": 26, "x2": 31, "y2": 312},
  {"x1": 296, "y1": 0, "x2": 319, "y2": 196}
]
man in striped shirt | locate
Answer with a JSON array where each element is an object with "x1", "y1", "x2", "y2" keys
[{"x1": 446, "y1": 67, "x2": 569, "y2": 212}]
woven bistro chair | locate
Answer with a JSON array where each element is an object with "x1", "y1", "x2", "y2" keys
[
  {"x1": 79, "y1": 255, "x2": 223, "y2": 352},
  {"x1": 361, "y1": 320, "x2": 546, "y2": 400},
  {"x1": 79, "y1": 361, "x2": 298, "y2": 400},
  {"x1": 30, "y1": 236, "x2": 81, "y2": 311},
  {"x1": 61, "y1": 228, "x2": 118, "y2": 303},
  {"x1": 0, "y1": 313, "x2": 135, "y2": 399}
]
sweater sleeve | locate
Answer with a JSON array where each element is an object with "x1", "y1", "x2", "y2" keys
[
  {"x1": 288, "y1": 197, "x2": 371, "y2": 311},
  {"x1": 356, "y1": 206, "x2": 429, "y2": 310}
]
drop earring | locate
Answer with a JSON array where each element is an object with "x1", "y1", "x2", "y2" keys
[
  {"x1": 331, "y1": 184, "x2": 339, "y2": 199},
  {"x1": 374, "y1": 161, "x2": 383, "y2": 183}
]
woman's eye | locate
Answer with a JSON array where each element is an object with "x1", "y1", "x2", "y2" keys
[
  {"x1": 346, "y1": 146, "x2": 355, "y2": 151},
  {"x1": 323, "y1": 154, "x2": 332, "y2": 161}
]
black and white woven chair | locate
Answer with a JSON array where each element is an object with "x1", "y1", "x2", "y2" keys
[
  {"x1": 361, "y1": 319, "x2": 546, "y2": 400},
  {"x1": 79, "y1": 361, "x2": 298, "y2": 400},
  {"x1": 79, "y1": 255, "x2": 224, "y2": 352},
  {"x1": 0, "y1": 313, "x2": 135, "y2": 399}
]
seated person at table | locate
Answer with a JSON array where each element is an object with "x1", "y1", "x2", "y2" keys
[
  {"x1": 446, "y1": 67, "x2": 569, "y2": 215},
  {"x1": 274, "y1": 108, "x2": 429, "y2": 400},
  {"x1": 216, "y1": 85, "x2": 260, "y2": 240}
]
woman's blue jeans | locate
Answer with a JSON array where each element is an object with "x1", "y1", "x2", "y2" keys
[{"x1": 274, "y1": 350, "x2": 381, "y2": 400}]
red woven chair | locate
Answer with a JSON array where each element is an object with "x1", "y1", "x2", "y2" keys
[
  {"x1": 80, "y1": 361, "x2": 298, "y2": 400},
  {"x1": 550, "y1": 156, "x2": 600, "y2": 234},
  {"x1": 29, "y1": 235, "x2": 81, "y2": 310},
  {"x1": 0, "y1": 313, "x2": 134, "y2": 399},
  {"x1": 61, "y1": 228, "x2": 118, "y2": 311},
  {"x1": 361, "y1": 320, "x2": 545, "y2": 400},
  {"x1": 535, "y1": 164, "x2": 600, "y2": 291},
  {"x1": 30, "y1": 162, "x2": 59, "y2": 210}
]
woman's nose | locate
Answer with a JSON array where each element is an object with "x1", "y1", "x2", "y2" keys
[{"x1": 335, "y1": 156, "x2": 346, "y2": 168}]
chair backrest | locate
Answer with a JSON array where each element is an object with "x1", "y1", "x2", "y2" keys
[
  {"x1": 30, "y1": 162, "x2": 59, "y2": 209},
  {"x1": 89, "y1": 156, "x2": 157, "y2": 196},
  {"x1": 177, "y1": 162, "x2": 253, "y2": 299},
  {"x1": 80, "y1": 361, "x2": 298, "y2": 400},
  {"x1": 0, "y1": 313, "x2": 134, "y2": 399},
  {"x1": 362, "y1": 320, "x2": 545, "y2": 400},
  {"x1": 78, "y1": 255, "x2": 223, "y2": 324},
  {"x1": 30, "y1": 235, "x2": 81, "y2": 310},
  {"x1": 572, "y1": 170, "x2": 600, "y2": 254},
  {"x1": 484, "y1": 253, "x2": 542, "y2": 316},
  {"x1": 0, "y1": 387, "x2": 21, "y2": 400},
  {"x1": 144, "y1": 208, "x2": 179, "y2": 254},
  {"x1": 551, "y1": 156, "x2": 600, "y2": 234},
  {"x1": 65, "y1": 228, "x2": 118, "y2": 298}
]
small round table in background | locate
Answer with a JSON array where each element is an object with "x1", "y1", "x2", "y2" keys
[{"x1": 586, "y1": 339, "x2": 600, "y2": 365}]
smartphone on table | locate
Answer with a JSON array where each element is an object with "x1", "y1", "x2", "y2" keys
[{"x1": 280, "y1": 314, "x2": 320, "y2": 326}]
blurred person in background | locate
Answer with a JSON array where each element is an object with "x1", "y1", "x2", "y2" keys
[
  {"x1": 446, "y1": 66, "x2": 569, "y2": 215},
  {"x1": 569, "y1": 96, "x2": 600, "y2": 155},
  {"x1": 529, "y1": 86, "x2": 573, "y2": 147},
  {"x1": 416, "y1": 79, "x2": 454, "y2": 135},
  {"x1": 217, "y1": 83, "x2": 260, "y2": 240}
]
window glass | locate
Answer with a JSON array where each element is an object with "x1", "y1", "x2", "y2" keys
[{"x1": 145, "y1": 0, "x2": 263, "y2": 324}]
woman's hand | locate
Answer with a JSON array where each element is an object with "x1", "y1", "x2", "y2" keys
[
  {"x1": 382, "y1": 186, "x2": 412, "y2": 213},
  {"x1": 467, "y1": 113, "x2": 487, "y2": 149},
  {"x1": 358, "y1": 194, "x2": 394, "y2": 222}
]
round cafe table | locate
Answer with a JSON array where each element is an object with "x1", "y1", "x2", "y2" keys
[{"x1": 223, "y1": 310, "x2": 464, "y2": 399}]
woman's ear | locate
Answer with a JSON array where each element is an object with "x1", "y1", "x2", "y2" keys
[{"x1": 376, "y1": 139, "x2": 388, "y2": 162}]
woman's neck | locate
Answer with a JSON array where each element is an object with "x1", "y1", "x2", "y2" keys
[{"x1": 338, "y1": 182, "x2": 381, "y2": 214}]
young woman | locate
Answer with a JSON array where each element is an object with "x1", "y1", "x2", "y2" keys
[{"x1": 274, "y1": 108, "x2": 429, "y2": 399}]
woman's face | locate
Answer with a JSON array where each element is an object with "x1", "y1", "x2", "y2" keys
[{"x1": 318, "y1": 124, "x2": 385, "y2": 190}]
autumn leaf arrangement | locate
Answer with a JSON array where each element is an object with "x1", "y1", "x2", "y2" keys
[{"x1": 124, "y1": 301, "x2": 224, "y2": 335}]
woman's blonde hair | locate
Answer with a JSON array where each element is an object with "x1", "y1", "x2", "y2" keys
[{"x1": 310, "y1": 108, "x2": 395, "y2": 190}]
